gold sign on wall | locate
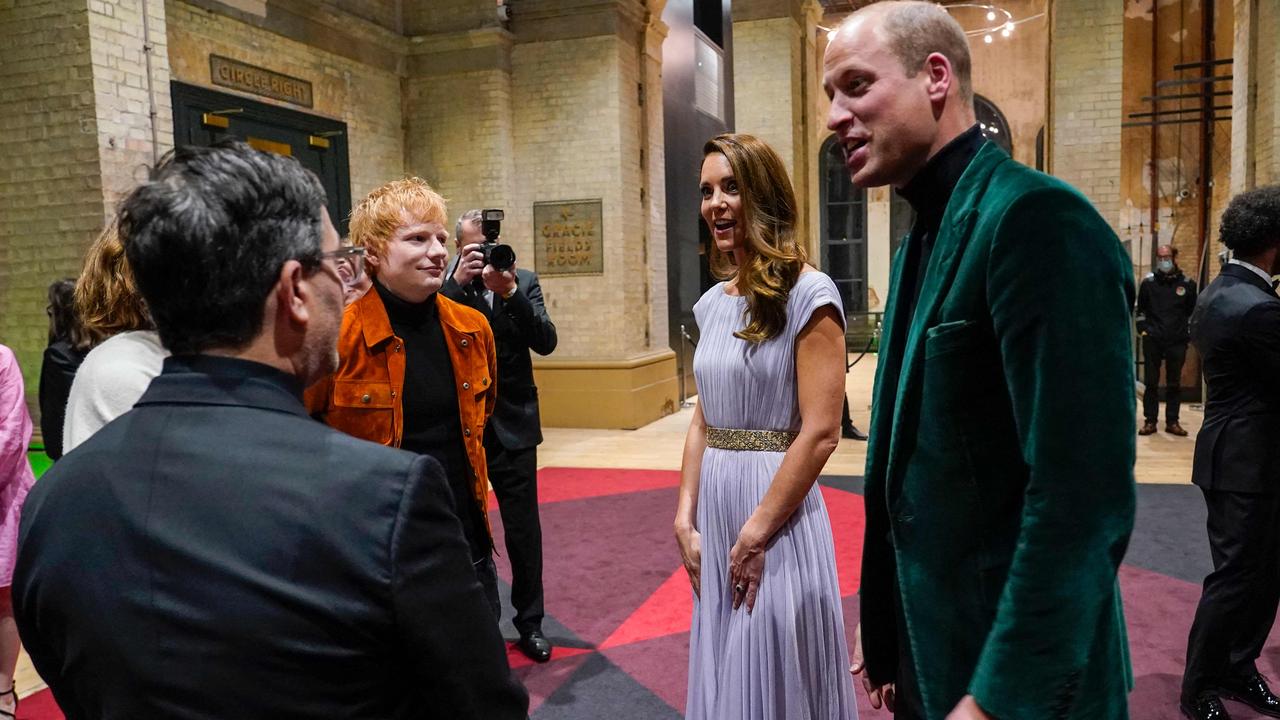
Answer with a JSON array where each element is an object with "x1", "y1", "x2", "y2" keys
[
  {"x1": 210, "y1": 55, "x2": 313, "y2": 108},
  {"x1": 534, "y1": 200, "x2": 604, "y2": 276}
]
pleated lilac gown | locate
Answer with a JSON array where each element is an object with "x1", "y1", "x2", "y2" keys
[{"x1": 686, "y1": 271, "x2": 857, "y2": 720}]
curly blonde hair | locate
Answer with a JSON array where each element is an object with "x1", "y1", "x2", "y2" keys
[
  {"x1": 348, "y1": 177, "x2": 449, "y2": 270},
  {"x1": 73, "y1": 220, "x2": 152, "y2": 350},
  {"x1": 703, "y1": 133, "x2": 807, "y2": 343}
]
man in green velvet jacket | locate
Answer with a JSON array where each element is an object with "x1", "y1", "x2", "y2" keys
[{"x1": 824, "y1": 3, "x2": 1136, "y2": 719}]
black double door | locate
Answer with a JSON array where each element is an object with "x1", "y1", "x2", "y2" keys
[{"x1": 171, "y1": 82, "x2": 352, "y2": 234}]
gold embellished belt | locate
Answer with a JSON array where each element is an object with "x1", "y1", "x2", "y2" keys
[{"x1": 705, "y1": 427, "x2": 799, "y2": 452}]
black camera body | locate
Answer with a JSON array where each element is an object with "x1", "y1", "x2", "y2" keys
[{"x1": 479, "y1": 208, "x2": 515, "y2": 271}]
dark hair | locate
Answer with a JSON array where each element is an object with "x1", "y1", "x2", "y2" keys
[
  {"x1": 1219, "y1": 185, "x2": 1280, "y2": 260},
  {"x1": 702, "y1": 133, "x2": 806, "y2": 343},
  {"x1": 118, "y1": 141, "x2": 328, "y2": 354},
  {"x1": 47, "y1": 278, "x2": 85, "y2": 346}
]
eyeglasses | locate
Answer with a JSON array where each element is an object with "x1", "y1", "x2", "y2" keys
[{"x1": 318, "y1": 246, "x2": 365, "y2": 287}]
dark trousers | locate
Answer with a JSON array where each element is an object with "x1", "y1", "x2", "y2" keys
[
  {"x1": 486, "y1": 432, "x2": 545, "y2": 636},
  {"x1": 1182, "y1": 488, "x2": 1280, "y2": 702},
  {"x1": 1142, "y1": 336, "x2": 1187, "y2": 424},
  {"x1": 477, "y1": 556, "x2": 501, "y2": 621}
]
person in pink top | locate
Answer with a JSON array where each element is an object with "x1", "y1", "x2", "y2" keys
[{"x1": 0, "y1": 345, "x2": 34, "y2": 718}]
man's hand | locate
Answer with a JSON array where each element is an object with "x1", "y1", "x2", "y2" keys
[
  {"x1": 452, "y1": 243, "x2": 485, "y2": 287},
  {"x1": 483, "y1": 263, "x2": 518, "y2": 297},
  {"x1": 946, "y1": 695, "x2": 993, "y2": 720},
  {"x1": 850, "y1": 623, "x2": 895, "y2": 712}
]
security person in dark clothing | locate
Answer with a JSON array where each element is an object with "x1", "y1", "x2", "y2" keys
[
  {"x1": 1137, "y1": 244, "x2": 1197, "y2": 436},
  {"x1": 443, "y1": 209, "x2": 558, "y2": 664}
]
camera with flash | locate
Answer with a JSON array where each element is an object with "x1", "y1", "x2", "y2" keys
[{"x1": 479, "y1": 209, "x2": 515, "y2": 271}]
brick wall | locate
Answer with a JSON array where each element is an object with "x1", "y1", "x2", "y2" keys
[
  {"x1": 0, "y1": 0, "x2": 104, "y2": 413},
  {"x1": 731, "y1": 15, "x2": 811, "y2": 250},
  {"x1": 333, "y1": 0, "x2": 401, "y2": 33},
  {"x1": 642, "y1": 20, "x2": 669, "y2": 350},
  {"x1": 511, "y1": 34, "x2": 650, "y2": 359},
  {"x1": 1050, "y1": 0, "x2": 1124, "y2": 229},
  {"x1": 403, "y1": 0, "x2": 497, "y2": 36},
  {"x1": 733, "y1": 18, "x2": 802, "y2": 180},
  {"x1": 404, "y1": 66, "x2": 517, "y2": 246},
  {"x1": 1256, "y1": 0, "x2": 1278, "y2": 185},
  {"x1": 166, "y1": 0, "x2": 405, "y2": 201},
  {"x1": 89, "y1": 0, "x2": 174, "y2": 213}
]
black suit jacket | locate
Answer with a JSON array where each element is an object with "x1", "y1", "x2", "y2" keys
[
  {"x1": 14, "y1": 355, "x2": 529, "y2": 720},
  {"x1": 1190, "y1": 262, "x2": 1280, "y2": 494},
  {"x1": 442, "y1": 265, "x2": 557, "y2": 451},
  {"x1": 37, "y1": 339, "x2": 86, "y2": 460}
]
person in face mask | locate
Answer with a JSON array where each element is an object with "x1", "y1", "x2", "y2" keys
[{"x1": 1136, "y1": 244, "x2": 1198, "y2": 436}]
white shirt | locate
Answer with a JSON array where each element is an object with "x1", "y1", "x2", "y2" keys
[
  {"x1": 1229, "y1": 258, "x2": 1275, "y2": 287},
  {"x1": 62, "y1": 330, "x2": 168, "y2": 453}
]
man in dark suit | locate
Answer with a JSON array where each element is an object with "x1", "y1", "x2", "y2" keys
[
  {"x1": 443, "y1": 209, "x2": 558, "y2": 663},
  {"x1": 1181, "y1": 184, "x2": 1280, "y2": 720},
  {"x1": 1136, "y1": 244, "x2": 1198, "y2": 437},
  {"x1": 826, "y1": 3, "x2": 1136, "y2": 719},
  {"x1": 13, "y1": 142, "x2": 529, "y2": 719}
]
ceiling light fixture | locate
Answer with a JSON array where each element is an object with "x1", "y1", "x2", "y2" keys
[{"x1": 943, "y1": 3, "x2": 1044, "y2": 42}]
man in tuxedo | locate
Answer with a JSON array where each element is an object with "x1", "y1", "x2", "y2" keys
[
  {"x1": 827, "y1": 3, "x2": 1136, "y2": 719},
  {"x1": 1181, "y1": 184, "x2": 1280, "y2": 720},
  {"x1": 443, "y1": 209, "x2": 558, "y2": 663},
  {"x1": 13, "y1": 142, "x2": 528, "y2": 719}
]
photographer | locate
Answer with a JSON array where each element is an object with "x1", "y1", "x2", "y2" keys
[{"x1": 443, "y1": 209, "x2": 558, "y2": 663}]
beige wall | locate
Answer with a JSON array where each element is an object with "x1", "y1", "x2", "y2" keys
[
  {"x1": 402, "y1": 3, "x2": 676, "y2": 426},
  {"x1": 512, "y1": 34, "x2": 650, "y2": 359},
  {"x1": 807, "y1": 2, "x2": 1049, "y2": 313},
  {"x1": 965, "y1": 0, "x2": 1048, "y2": 168},
  {"x1": 1256, "y1": 0, "x2": 1279, "y2": 185},
  {"x1": 403, "y1": 32, "x2": 517, "y2": 237},
  {"x1": 0, "y1": 0, "x2": 103, "y2": 408},
  {"x1": 733, "y1": 17, "x2": 808, "y2": 243},
  {"x1": 166, "y1": 0, "x2": 405, "y2": 201},
  {"x1": 92, "y1": 0, "x2": 175, "y2": 213},
  {"x1": 1050, "y1": 0, "x2": 1124, "y2": 229},
  {"x1": 0, "y1": 0, "x2": 178, "y2": 412}
]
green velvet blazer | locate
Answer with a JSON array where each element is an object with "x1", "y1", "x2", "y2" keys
[{"x1": 859, "y1": 142, "x2": 1137, "y2": 720}]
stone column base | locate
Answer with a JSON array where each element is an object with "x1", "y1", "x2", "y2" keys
[{"x1": 533, "y1": 350, "x2": 679, "y2": 429}]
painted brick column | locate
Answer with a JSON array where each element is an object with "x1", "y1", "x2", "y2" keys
[
  {"x1": 1049, "y1": 0, "x2": 1124, "y2": 230},
  {"x1": 0, "y1": 0, "x2": 171, "y2": 422}
]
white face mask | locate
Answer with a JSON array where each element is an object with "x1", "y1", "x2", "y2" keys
[{"x1": 1157, "y1": 259, "x2": 1174, "y2": 274}]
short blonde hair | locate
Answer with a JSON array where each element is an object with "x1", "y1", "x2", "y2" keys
[
  {"x1": 73, "y1": 219, "x2": 153, "y2": 350},
  {"x1": 845, "y1": 1, "x2": 973, "y2": 104},
  {"x1": 348, "y1": 177, "x2": 448, "y2": 262}
]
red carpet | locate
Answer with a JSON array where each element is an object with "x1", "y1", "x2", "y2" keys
[{"x1": 19, "y1": 467, "x2": 1280, "y2": 718}]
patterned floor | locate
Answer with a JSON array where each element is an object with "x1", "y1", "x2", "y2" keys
[{"x1": 20, "y1": 466, "x2": 1280, "y2": 719}]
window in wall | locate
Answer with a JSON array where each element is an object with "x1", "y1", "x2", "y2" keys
[
  {"x1": 975, "y1": 94, "x2": 1013, "y2": 155},
  {"x1": 694, "y1": 1, "x2": 724, "y2": 48},
  {"x1": 694, "y1": 32, "x2": 725, "y2": 121},
  {"x1": 820, "y1": 135, "x2": 869, "y2": 313}
]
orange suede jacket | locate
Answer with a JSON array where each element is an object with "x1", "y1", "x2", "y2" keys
[{"x1": 304, "y1": 287, "x2": 497, "y2": 532}]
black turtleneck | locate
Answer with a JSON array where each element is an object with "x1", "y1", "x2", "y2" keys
[
  {"x1": 896, "y1": 124, "x2": 986, "y2": 317},
  {"x1": 373, "y1": 279, "x2": 486, "y2": 559}
]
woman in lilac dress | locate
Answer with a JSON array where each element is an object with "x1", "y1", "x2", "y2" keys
[
  {"x1": 675, "y1": 133, "x2": 856, "y2": 719},
  {"x1": 0, "y1": 345, "x2": 36, "y2": 717}
]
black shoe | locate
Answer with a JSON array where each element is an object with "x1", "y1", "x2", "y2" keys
[
  {"x1": 516, "y1": 630, "x2": 552, "y2": 663},
  {"x1": 1220, "y1": 673, "x2": 1280, "y2": 717},
  {"x1": 1181, "y1": 693, "x2": 1231, "y2": 720},
  {"x1": 841, "y1": 424, "x2": 868, "y2": 441}
]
